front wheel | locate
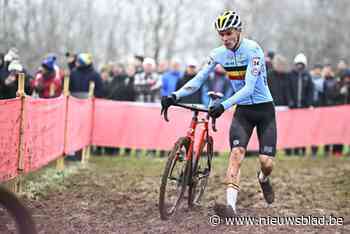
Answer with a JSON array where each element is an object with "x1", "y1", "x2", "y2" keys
[
  {"x1": 159, "y1": 137, "x2": 190, "y2": 220},
  {"x1": 188, "y1": 136, "x2": 213, "y2": 207}
]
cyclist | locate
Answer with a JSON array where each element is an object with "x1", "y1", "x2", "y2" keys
[{"x1": 161, "y1": 10, "x2": 276, "y2": 217}]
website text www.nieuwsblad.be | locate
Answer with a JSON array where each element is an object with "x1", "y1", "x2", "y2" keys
[{"x1": 208, "y1": 214, "x2": 345, "y2": 226}]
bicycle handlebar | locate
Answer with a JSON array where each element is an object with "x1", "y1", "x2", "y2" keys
[
  {"x1": 173, "y1": 103, "x2": 209, "y2": 113},
  {"x1": 162, "y1": 103, "x2": 217, "y2": 132}
]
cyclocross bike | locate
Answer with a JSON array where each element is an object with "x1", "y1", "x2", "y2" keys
[
  {"x1": 0, "y1": 186, "x2": 37, "y2": 234},
  {"x1": 159, "y1": 92, "x2": 223, "y2": 220}
]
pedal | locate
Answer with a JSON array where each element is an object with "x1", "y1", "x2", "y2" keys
[
  {"x1": 203, "y1": 168, "x2": 210, "y2": 176},
  {"x1": 197, "y1": 168, "x2": 210, "y2": 179}
]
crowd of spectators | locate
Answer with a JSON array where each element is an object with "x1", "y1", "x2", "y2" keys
[
  {"x1": 1, "y1": 47, "x2": 349, "y2": 157},
  {"x1": 267, "y1": 52, "x2": 350, "y2": 157}
]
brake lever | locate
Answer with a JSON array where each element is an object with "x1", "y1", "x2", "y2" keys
[
  {"x1": 164, "y1": 107, "x2": 169, "y2": 121},
  {"x1": 161, "y1": 106, "x2": 170, "y2": 122},
  {"x1": 212, "y1": 117, "x2": 217, "y2": 132}
]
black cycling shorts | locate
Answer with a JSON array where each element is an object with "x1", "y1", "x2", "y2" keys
[{"x1": 229, "y1": 102, "x2": 277, "y2": 157}]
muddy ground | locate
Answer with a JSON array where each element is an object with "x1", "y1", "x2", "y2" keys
[{"x1": 1, "y1": 154, "x2": 350, "y2": 233}]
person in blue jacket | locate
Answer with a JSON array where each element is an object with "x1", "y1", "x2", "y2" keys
[
  {"x1": 161, "y1": 10, "x2": 277, "y2": 217},
  {"x1": 160, "y1": 59, "x2": 182, "y2": 97}
]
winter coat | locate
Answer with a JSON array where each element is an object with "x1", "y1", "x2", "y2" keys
[
  {"x1": 108, "y1": 74, "x2": 136, "y2": 101},
  {"x1": 69, "y1": 65, "x2": 103, "y2": 98},
  {"x1": 267, "y1": 70, "x2": 291, "y2": 106},
  {"x1": 161, "y1": 70, "x2": 182, "y2": 97},
  {"x1": 288, "y1": 69, "x2": 314, "y2": 108},
  {"x1": 32, "y1": 70, "x2": 63, "y2": 98}
]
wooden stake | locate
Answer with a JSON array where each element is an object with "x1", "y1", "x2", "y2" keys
[
  {"x1": 56, "y1": 76, "x2": 70, "y2": 172},
  {"x1": 86, "y1": 146, "x2": 91, "y2": 161},
  {"x1": 81, "y1": 148, "x2": 87, "y2": 165},
  {"x1": 16, "y1": 73, "x2": 25, "y2": 97},
  {"x1": 63, "y1": 76, "x2": 70, "y2": 96},
  {"x1": 88, "y1": 81, "x2": 95, "y2": 98},
  {"x1": 82, "y1": 81, "x2": 95, "y2": 164},
  {"x1": 14, "y1": 73, "x2": 26, "y2": 193}
]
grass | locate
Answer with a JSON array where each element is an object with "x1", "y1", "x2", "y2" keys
[
  {"x1": 3, "y1": 151, "x2": 349, "y2": 218},
  {"x1": 8, "y1": 160, "x2": 84, "y2": 200}
]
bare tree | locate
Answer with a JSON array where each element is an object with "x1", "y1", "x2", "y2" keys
[
  {"x1": 1, "y1": 0, "x2": 350, "y2": 71},
  {"x1": 152, "y1": 0, "x2": 164, "y2": 62},
  {"x1": 164, "y1": 0, "x2": 184, "y2": 60}
]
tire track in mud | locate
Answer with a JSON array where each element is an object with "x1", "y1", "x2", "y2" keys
[{"x1": 2, "y1": 157, "x2": 349, "y2": 233}]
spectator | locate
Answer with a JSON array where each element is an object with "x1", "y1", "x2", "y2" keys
[
  {"x1": 339, "y1": 69, "x2": 350, "y2": 104},
  {"x1": 322, "y1": 64, "x2": 343, "y2": 156},
  {"x1": 310, "y1": 64, "x2": 324, "y2": 107},
  {"x1": 67, "y1": 53, "x2": 103, "y2": 160},
  {"x1": 103, "y1": 63, "x2": 129, "y2": 156},
  {"x1": 69, "y1": 53, "x2": 103, "y2": 98},
  {"x1": 0, "y1": 49, "x2": 32, "y2": 99},
  {"x1": 267, "y1": 54, "x2": 291, "y2": 106},
  {"x1": 322, "y1": 64, "x2": 340, "y2": 106},
  {"x1": 107, "y1": 63, "x2": 137, "y2": 156},
  {"x1": 176, "y1": 60, "x2": 201, "y2": 104},
  {"x1": 161, "y1": 59, "x2": 182, "y2": 97},
  {"x1": 31, "y1": 56, "x2": 63, "y2": 98},
  {"x1": 288, "y1": 53, "x2": 314, "y2": 156},
  {"x1": 0, "y1": 49, "x2": 19, "y2": 90},
  {"x1": 99, "y1": 65, "x2": 113, "y2": 98},
  {"x1": 202, "y1": 64, "x2": 233, "y2": 106},
  {"x1": 91, "y1": 65, "x2": 112, "y2": 156},
  {"x1": 113, "y1": 64, "x2": 136, "y2": 156},
  {"x1": 134, "y1": 58, "x2": 161, "y2": 156},
  {"x1": 157, "y1": 60, "x2": 169, "y2": 76},
  {"x1": 335, "y1": 60, "x2": 348, "y2": 103},
  {"x1": 336, "y1": 59, "x2": 347, "y2": 78},
  {"x1": 108, "y1": 63, "x2": 126, "y2": 100},
  {"x1": 108, "y1": 63, "x2": 136, "y2": 102},
  {"x1": 65, "y1": 52, "x2": 77, "y2": 73},
  {"x1": 309, "y1": 64, "x2": 324, "y2": 158},
  {"x1": 289, "y1": 53, "x2": 314, "y2": 109},
  {"x1": 124, "y1": 64, "x2": 137, "y2": 102},
  {"x1": 3, "y1": 60, "x2": 32, "y2": 99},
  {"x1": 134, "y1": 57, "x2": 161, "y2": 103},
  {"x1": 109, "y1": 62, "x2": 124, "y2": 78},
  {"x1": 265, "y1": 50, "x2": 275, "y2": 72},
  {"x1": 156, "y1": 59, "x2": 172, "y2": 158}
]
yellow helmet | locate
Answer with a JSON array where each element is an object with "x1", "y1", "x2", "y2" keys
[
  {"x1": 77, "y1": 53, "x2": 93, "y2": 66},
  {"x1": 215, "y1": 10, "x2": 242, "y2": 32}
]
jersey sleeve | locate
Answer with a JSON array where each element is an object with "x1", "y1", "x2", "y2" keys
[
  {"x1": 221, "y1": 45, "x2": 264, "y2": 110},
  {"x1": 172, "y1": 51, "x2": 217, "y2": 100}
]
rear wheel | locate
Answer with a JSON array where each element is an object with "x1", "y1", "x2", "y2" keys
[
  {"x1": 188, "y1": 136, "x2": 213, "y2": 207},
  {"x1": 159, "y1": 137, "x2": 190, "y2": 220},
  {"x1": 0, "y1": 186, "x2": 37, "y2": 234}
]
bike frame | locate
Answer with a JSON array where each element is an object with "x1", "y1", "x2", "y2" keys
[
  {"x1": 159, "y1": 100, "x2": 219, "y2": 219},
  {"x1": 183, "y1": 111, "x2": 210, "y2": 164}
]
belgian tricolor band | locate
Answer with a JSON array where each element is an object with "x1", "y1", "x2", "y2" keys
[{"x1": 224, "y1": 65, "x2": 247, "y2": 80}]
